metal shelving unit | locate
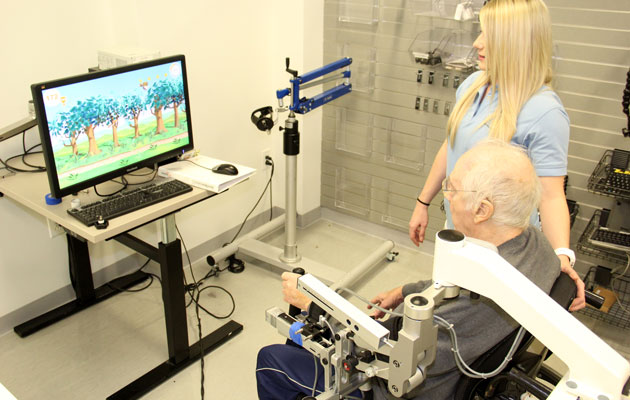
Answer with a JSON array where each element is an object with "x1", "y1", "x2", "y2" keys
[
  {"x1": 577, "y1": 210, "x2": 629, "y2": 266},
  {"x1": 587, "y1": 149, "x2": 630, "y2": 200},
  {"x1": 579, "y1": 266, "x2": 630, "y2": 329},
  {"x1": 577, "y1": 149, "x2": 630, "y2": 330}
]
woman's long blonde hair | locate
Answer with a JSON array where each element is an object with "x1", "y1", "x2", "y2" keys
[{"x1": 447, "y1": 0, "x2": 554, "y2": 145}]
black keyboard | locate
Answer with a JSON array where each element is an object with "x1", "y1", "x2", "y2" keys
[
  {"x1": 588, "y1": 227, "x2": 630, "y2": 252},
  {"x1": 68, "y1": 179, "x2": 193, "y2": 226}
]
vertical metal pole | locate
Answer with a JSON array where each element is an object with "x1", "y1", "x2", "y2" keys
[
  {"x1": 161, "y1": 214, "x2": 177, "y2": 244},
  {"x1": 281, "y1": 154, "x2": 300, "y2": 262},
  {"x1": 280, "y1": 112, "x2": 301, "y2": 263}
]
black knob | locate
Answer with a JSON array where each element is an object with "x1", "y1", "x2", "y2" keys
[{"x1": 343, "y1": 355, "x2": 359, "y2": 372}]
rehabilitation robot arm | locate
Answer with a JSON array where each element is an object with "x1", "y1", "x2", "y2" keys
[{"x1": 265, "y1": 229, "x2": 630, "y2": 400}]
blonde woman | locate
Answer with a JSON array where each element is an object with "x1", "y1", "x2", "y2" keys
[{"x1": 409, "y1": 0, "x2": 585, "y2": 310}]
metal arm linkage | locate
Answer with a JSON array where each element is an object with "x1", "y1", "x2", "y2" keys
[
  {"x1": 265, "y1": 273, "x2": 452, "y2": 399},
  {"x1": 276, "y1": 57, "x2": 352, "y2": 114}
]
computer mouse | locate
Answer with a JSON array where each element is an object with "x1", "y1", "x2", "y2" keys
[{"x1": 212, "y1": 163, "x2": 239, "y2": 176}]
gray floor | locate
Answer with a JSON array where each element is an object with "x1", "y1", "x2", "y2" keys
[{"x1": 0, "y1": 211, "x2": 628, "y2": 400}]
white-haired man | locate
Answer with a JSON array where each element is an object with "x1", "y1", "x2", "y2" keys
[{"x1": 256, "y1": 140, "x2": 562, "y2": 400}]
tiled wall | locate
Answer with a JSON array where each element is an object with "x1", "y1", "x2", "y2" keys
[{"x1": 320, "y1": 0, "x2": 630, "y2": 274}]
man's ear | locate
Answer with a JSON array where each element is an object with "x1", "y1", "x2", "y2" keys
[{"x1": 473, "y1": 199, "x2": 494, "y2": 224}]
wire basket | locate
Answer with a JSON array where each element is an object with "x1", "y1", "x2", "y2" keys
[
  {"x1": 576, "y1": 210, "x2": 629, "y2": 265},
  {"x1": 587, "y1": 149, "x2": 630, "y2": 200},
  {"x1": 579, "y1": 266, "x2": 630, "y2": 329}
]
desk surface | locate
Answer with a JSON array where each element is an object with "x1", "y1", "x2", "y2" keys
[{"x1": 0, "y1": 157, "x2": 215, "y2": 243}]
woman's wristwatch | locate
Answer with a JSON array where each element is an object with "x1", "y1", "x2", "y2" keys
[{"x1": 554, "y1": 248, "x2": 576, "y2": 268}]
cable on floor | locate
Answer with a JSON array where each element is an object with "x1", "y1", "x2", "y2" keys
[{"x1": 176, "y1": 224, "x2": 237, "y2": 400}]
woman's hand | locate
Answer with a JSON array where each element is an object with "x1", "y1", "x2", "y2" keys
[
  {"x1": 538, "y1": 176, "x2": 585, "y2": 311},
  {"x1": 409, "y1": 140, "x2": 447, "y2": 246},
  {"x1": 281, "y1": 272, "x2": 312, "y2": 311},
  {"x1": 367, "y1": 286, "x2": 404, "y2": 319},
  {"x1": 558, "y1": 256, "x2": 586, "y2": 311},
  {"x1": 409, "y1": 202, "x2": 430, "y2": 246}
]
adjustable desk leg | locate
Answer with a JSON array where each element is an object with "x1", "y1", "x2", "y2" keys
[
  {"x1": 13, "y1": 234, "x2": 148, "y2": 338},
  {"x1": 159, "y1": 238, "x2": 189, "y2": 363},
  {"x1": 68, "y1": 234, "x2": 96, "y2": 301},
  {"x1": 108, "y1": 215, "x2": 243, "y2": 400}
]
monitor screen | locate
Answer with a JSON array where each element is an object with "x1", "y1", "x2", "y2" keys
[{"x1": 31, "y1": 54, "x2": 194, "y2": 199}]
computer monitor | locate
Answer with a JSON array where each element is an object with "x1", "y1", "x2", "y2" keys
[{"x1": 31, "y1": 54, "x2": 194, "y2": 199}]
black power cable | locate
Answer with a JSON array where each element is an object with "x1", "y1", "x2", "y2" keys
[
  {"x1": 228, "y1": 156, "x2": 275, "y2": 244},
  {"x1": 93, "y1": 166, "x2": 160, "y2": 198},
  {"x1": 176, "y1": 224, "x2": 236, "y2": 400},
  {"x1": 1, "y1": 130, "x2": 46, "y2": 173},
  {"x1": 106, "y1": 223, "x2": 236, "y2": 400}
]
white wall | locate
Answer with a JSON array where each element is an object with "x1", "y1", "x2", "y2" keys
[{"x1": 0, "y1": 1, "x2": 324, "y2": 323}]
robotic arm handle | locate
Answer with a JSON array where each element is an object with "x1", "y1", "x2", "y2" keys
[{"x1": 285, "y1": 57, "x2": 298, "y2": 78}]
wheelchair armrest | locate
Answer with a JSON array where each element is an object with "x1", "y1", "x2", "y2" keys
[
  {"x1": 486, "y1": 368, "x2": 552, "y2": 400},
  {"x1": 536, "y1": 364, "x2": 563, "y2": 386}
]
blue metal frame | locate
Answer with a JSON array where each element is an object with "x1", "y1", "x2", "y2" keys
[{"x1": 276, "y1": 57, "x2": 353, "y2": 115}]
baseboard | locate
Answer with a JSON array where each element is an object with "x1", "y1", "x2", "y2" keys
[{"x1": 298, "y1": 207, "x2": 321, "y2": 228}]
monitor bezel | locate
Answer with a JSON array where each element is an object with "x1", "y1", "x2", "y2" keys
[{"x1": 31, "y1": 54, "x2": 194, "y2": 199}]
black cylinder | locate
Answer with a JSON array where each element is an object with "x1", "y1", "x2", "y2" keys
[
  {"x1": 585, "y1": 290, "x2": 605, "y2": 309},
  {"x1": 283, "y1": 117, "x2": 300, "y2": 156}
]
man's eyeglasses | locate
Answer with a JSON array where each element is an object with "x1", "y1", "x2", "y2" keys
[{"x1": 442, "y1": 176, "x2": 477, "y2": 193}]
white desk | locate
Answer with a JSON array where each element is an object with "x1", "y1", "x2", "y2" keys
[
  {"x1": 0, "y1": 167, "x2": 211, "y2": 243},
  {"x1": 0, "y1": 161, "x2": 243, "y2": 400}
]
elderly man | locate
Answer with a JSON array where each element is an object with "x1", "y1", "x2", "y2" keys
[{"x1": 256, "y1": 140, "x2": 561, "y2": 400}]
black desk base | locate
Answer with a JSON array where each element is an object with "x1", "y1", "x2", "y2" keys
[
  {"x1": 14, "y1": 234, "x2": 149, "y2": 338},
  {"x1": 108, "y1": 320, "x2": 243, "y2": 400},
  {"x1": 14, "y1": 229, "x2": 242, "y2": 399}
]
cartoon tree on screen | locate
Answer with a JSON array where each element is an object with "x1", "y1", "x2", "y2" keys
[
  {"x1": 147, "y1": 80, "x2": 174, "y2": 135},
  {"x1": 51, "y1": 112, "x2": 83, "y2": 157},
  {"x1": 103, "y1": 98, "x2": 123, "y2": 147},
  {"x1": 167, "y1": 80, "x2": 185, "y2": 129},
  {"x1": 67, "y1": 97, "x2": 106, "y2": 155},
  {"x1": 122, "y1": 94, "x2": 146, "y2": 138}
]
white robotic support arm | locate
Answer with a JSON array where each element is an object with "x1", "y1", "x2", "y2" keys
[{"x1": 433, "y1": 230, "x2": 630, "y2": 400}]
